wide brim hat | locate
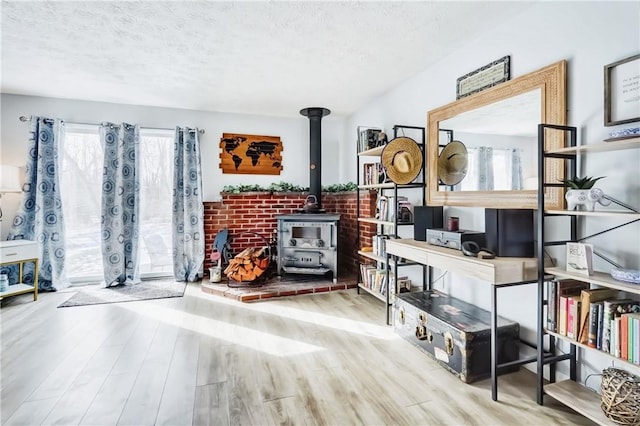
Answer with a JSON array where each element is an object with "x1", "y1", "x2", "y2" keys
[
  {"x1": 438, "y1": 140, "x2": 468, "y2": 186},
  {"x1": 381, "y1": 137, "x2": 423, "y2": 185}
]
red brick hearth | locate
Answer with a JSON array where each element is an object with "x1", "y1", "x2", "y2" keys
[
  {"x1": 203, "y1": 190, "x2": 376, "y2": 282},
  {"x1": 201, "y1": 276, "x2": 358, "y2": 302}
]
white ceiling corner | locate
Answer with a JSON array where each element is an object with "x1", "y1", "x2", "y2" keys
[{"x1": 1, "y1": 1, "x2": 535, "y2": 118}]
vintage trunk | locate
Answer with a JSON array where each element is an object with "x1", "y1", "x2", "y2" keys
[{"x1": 393, "y1": 290, "x2": 519, "y2": 383}]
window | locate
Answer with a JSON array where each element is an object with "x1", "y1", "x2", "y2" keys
[
  {"x1": 60, "y1": 124, "x2": 174, "y2": 284},
  {"x1": 457, "y1": 147, "x2": 523, "y2": 191}
]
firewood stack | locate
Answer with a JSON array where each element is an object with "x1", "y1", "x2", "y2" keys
[{"x1": 224, "y1": 246, "x2": 270, "y2": 282}]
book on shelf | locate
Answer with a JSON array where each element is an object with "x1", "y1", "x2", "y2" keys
[
  {"x1": 613, "y1": 317, "x2": 622, "y2": 358},
  {"x1": 597, "y1": 302, "x2": 605, "y2": 350},
  {"x1": 588, "y1": 301, "x2": 603, "y2": 348},
  {"x1": 547, "y1": 281, "x2": 557, "y2": 332},
  {"x1": 376, "y1": 195, "x2": 388, "y2": 221},
  {"x1": 566, "y1": 295, "x2": 581, "y2": 339},
  {"x1": 578, "y1": 287, "x2": 618, "y2": 344},
  {"x1": 566, "y1": 242, "x2": 594, "y2": 276},
  {"x1": 621, "y1": 314, "x2": 629, "y2": 361},
  {"x1": 630, "y1": 313, "x2": 640, "y2": 365}
]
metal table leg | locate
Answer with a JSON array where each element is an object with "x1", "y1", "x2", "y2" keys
[{"x1": 491, "y1": 284, "x2": 498, "y2": 401}]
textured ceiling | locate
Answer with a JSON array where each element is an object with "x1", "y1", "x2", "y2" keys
[{"x1": 1, "y1": 1, "x2": 534, "y2": 118}]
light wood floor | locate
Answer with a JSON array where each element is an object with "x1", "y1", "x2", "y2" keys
[{"x1": 1, "y1": 283, "x2": 593, "y2": 426}]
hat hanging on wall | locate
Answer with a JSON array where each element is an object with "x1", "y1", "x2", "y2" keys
[
  {"x1": 438, "y1": 140, "x2": 469, "y2": 186},
  {"x1": 381, "y1": 137, "x2": 423, "y2": 185}
]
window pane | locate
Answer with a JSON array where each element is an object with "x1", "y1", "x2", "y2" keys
[
  {"x1": 61, "y1": 126, "x2": 174, "y2": 283},
  {"x1": 138, "y1": 130, "x2": 174, "y2": 275},
  {"x1": 60, "y1": 125, "x2": 103, "y2": 283}
]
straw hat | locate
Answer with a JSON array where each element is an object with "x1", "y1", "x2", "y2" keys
[
  {"x1": 438, "y1": 140, "x2": 468, "y2": 185},
  {"x1": 381, "y1": 137, "x2": 423, "y2": 185}
]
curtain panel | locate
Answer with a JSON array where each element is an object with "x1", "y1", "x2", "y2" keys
[
  {"x1": 99, "y1": 122, "x2": 140, "y2": 286},
  {"x1": 7, "y1": 117, "x2": 69, "y2": 291},
  {"x1": 172, "y1": 127, "x2": 204, "y2": 282}
]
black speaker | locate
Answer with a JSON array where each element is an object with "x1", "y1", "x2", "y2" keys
[
  {"x1": 485, "y1": 209, "x2": 534, "y2": 257},
  {"x1": 413, "y1": 206, "x2": 444, "y2": 241}
]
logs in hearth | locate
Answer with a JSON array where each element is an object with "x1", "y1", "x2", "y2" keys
[{"x1": 224, "y1": 247, "x2": 270, "y2": 282}]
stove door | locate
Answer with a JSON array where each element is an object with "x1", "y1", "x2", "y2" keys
[{"x1": 282, "y1": 250, "x2": 323, "y2": 268}]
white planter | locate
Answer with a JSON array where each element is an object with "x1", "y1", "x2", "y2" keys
[{"x1": 565, "y1": 188, "x2": 610, "y2": 211}]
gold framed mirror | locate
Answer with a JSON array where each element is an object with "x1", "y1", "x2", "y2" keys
[{"x1": 427, "y1": 60, "x2": 567, "y2": 209}]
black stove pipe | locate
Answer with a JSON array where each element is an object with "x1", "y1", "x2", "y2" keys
[{"x1": 300, "y1": 107, "x2": 331, "y2": 210}]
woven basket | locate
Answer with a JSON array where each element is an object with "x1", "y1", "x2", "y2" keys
[{"x1": 601, "y1": 368, "x2": 640, "y2": 425}]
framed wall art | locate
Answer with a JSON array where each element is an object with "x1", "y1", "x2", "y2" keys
[
  {"x1": 456, "y1": 56, "x2": 511, "y2": 99},
  {"x1": 219, "y1": 133, "x2": 283, "y2": 175},
  {"x1": 604, "y1": 53, "x2": 640, "y2": 126}
]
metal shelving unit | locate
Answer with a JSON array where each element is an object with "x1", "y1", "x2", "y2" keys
[
  {"x1": 356, "y1": 125, "x2": 427, "y2": 322},
  {"x1": 536, "y1": 125, "x2": 640, "y2": 424}
]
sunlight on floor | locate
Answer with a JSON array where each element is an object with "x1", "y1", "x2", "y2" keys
[
  {"x1": 193, "y1": 286, "x2": 397, "y2": 340},
  {"x1": 118, "y1": 300, "x2": 325, "y2": 357}
]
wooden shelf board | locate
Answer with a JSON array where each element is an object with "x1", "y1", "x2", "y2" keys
[
  {"x1": 358, "y1": 250, "x2": 386, "y2": 263},
  {"x1": 0, "y1": 283, "x2": 36, "y2": 298},
  {"x1": 357, "y1": 283, "x2": 387, "y2": 303},
  {"x1": 358, "y1": 183, "x2": 394, "y2": 190},
  {"x1": 545, "y1": 330, "x2": 640, "y2": 370},
  {"x1": 357, "y1": 218, "x2": 395, "y2": 226},
  {"x1": 545, "y1": 267, "x2": 640, "y2": 295},
  {"x1": 546, "y1": 138, "x2": 640, "y2": 155},
  {"x1": 358, "y1": 146, "x2": 385, "y2": 157},
  {"x1": 544, "y1": 380, "x2": 617, "y2": 426},
  {"x1": 546, "y1": 209, "x2": 640, "y2": 219}
]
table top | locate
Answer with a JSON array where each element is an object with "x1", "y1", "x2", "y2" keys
[
  {"x1": 0, "y1": 240, "x2": 37, "y2": 248},
  {"x1": 385, "y1": 238, "x2": 538, "y2": 285}
]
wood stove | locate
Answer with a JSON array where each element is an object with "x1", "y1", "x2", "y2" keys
[
  {"x1": 275, "y1": 106, "x2": 340, "y2": 282},
  {"x1": 276, "y1": 213, "x2": 340, "y2": 283}
]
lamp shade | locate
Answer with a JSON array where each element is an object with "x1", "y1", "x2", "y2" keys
[{"x1": 0, "y1": 165, "x2": 22, "y2": 193}]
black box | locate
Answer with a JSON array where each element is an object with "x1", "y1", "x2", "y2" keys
[
  {"x1": 393, "y1": 290, "x2": 520, "y2": 383},
  {"x1": 413, "y1": 206, "x2": 443, "y2": 241},
  {"x1": 485, "y1": 209, "x2": 534, "y2": 257}
]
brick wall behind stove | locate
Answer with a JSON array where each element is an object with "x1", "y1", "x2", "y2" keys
[{"x1": 203, "y1": 191, "x2": 377, "y2": 276}]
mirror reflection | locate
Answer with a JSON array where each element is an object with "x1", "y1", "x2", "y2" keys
[{"x1": 439, "y1": 89, "x2": 541, "y2": 191}]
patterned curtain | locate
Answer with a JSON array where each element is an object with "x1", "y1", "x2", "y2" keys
[
  {"x1": 99, "y1": 122, "x2": 140, "y2": 287},
  {"x1": 7, "y1": 117, "x2": 69, "y2": 291},
  {"x1": 476, "y1": 146, "x2": 494, "y2": 191},
  {"x1": 172, "y1": 127, "x2": 204, "y2": 282},
  {"x1": 509, "y1": 148, "x2": 524, "y2": 190}
]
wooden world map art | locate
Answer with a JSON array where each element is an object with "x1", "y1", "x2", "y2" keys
[{"x1": 219, "y1": 133, "x2": 283, "y2": 175}]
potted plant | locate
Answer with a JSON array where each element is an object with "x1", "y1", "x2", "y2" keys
[
  {"x1": 559, "y1": 175, "x2": 605, "y2": 190},
  {"x1": 559, "y1": 176, "x2": 610, "y2": 211}
]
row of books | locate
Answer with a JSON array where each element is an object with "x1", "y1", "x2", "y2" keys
[
  {"x1": 362, "y1": 162, "x2": 386, "y2": 185},
  {"x1": 359, "y1": 263, "x2": 410, "y2": 295},
  {"x1": 547, "y1": 280, "x2": 640, "y2": 364},
  {"x1": 358, "y1": 128, "x2": 383, "y2": 152},
  {"x1": 376, "y1": 195, "x2": 412, "y2": 223},
  {"x1": 371, "y1": 234, "x2": 389, "y2": 259}
]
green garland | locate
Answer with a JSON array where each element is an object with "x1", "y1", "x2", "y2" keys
[{"x1": 222, "y1": 181, "x2": 357, "y2": 194}]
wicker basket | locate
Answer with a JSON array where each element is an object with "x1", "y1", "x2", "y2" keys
[{"x1": 601, "y1": 367, "x2": 640, "y2": 425}]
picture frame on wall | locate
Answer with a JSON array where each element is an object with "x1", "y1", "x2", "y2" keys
[{"x1": 604, "y1": 53, "x2": 640, "y2": 126}]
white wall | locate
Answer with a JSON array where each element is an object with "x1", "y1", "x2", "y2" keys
[
  {"x1": 345, "y1": 1, "x2": 640, "y2": 382},
  {"x1": 0, "y1": 95, "x2": 345, "y2": 237}
]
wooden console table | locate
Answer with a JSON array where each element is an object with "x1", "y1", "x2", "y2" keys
[
  {"x1": 385, "y1": 238, "x2": 539, "y2": 401},
  {"x1": 0, "y1": 240, "x2": 39, "y2": 302}
]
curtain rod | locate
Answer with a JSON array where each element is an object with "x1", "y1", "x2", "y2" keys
[{"x1": 18, "y1": 116, "x2": 205, "y2": 134}]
